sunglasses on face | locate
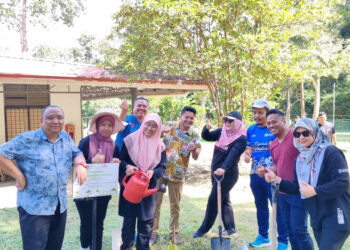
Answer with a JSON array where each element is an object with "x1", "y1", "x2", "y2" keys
[
  {"x1": 223, "y1": 118, "x2": 234, "y2": 124},
  {"x1": 293, "y1": 130, "x2": 311, "y2": 138}
]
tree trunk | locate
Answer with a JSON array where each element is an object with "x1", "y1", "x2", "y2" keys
[
  {"x1": 300, "y1": 81, "x2": 306, "y2": 118},
  {"x1": 312, "y1": 77, "x2": 321, "y2": 119},
  {"x1": 286, "y1": 84, "x2": 291, "y2": 126},
  {"x1": 21, "y1": 0, "x2": 28, "y2": 53}
]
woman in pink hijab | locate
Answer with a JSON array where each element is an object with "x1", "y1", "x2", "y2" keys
[
  {"x1": 193, "y1": 111, "x2": 247, "y2": 238},
  {"x1": 118, "y1": 113, "x2": 166, "y2": 250}
]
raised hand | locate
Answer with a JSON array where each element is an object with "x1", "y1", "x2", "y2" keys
[
  {"x1": 206, "y1": 121, "x2": 213, "y2": 130},
  {"x1": 120, "y1": 98, "x2": 129, "y2": 111},
  {"x1": 188, "y1": 139, "x2": 197, "y2": 152},
  {"x1": 161, "y1": 125, "x2": 174, "y2": 135},
  {"x1": 92, "y1": 149, "x2": 105, "y2": 163}
]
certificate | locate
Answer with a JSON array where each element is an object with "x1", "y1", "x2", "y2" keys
[{"x1": 73, "y1": 163, "x2": 119, "y2": 198}]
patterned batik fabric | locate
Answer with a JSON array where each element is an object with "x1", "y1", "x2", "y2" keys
[
  {"x1": 163, "y1": 122, "x2": 201, "y2": 182},
  {"x1": 0, "y1": 127, "x2": 82, "y2": 215}
]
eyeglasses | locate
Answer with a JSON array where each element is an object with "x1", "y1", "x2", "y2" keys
[
  {"x1": 293, "y1": 130, "x2": 311, "y2": 138},
  {"x1": 145, "y1": 123, "x2": 158, "y2": 129},
  {"x1": 223, "y1": 118, "x2": 234, "y2": 124}
]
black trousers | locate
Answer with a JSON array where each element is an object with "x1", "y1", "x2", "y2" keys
[
  {"x1": 74, "y1": 196, "x2": 111, "y2": 250},
  {"x1": 197, "y1": 174, "x2": 238, "y2": 233},
  {"x1": 18, "y1": 202, "x2": 67, "y2": 250},
  {"x1": 120, "y1": 216, "x2": 153, "y2": 250},
  {"x1": 313, "y1": 227, "x2": 349, "y2": 250}
]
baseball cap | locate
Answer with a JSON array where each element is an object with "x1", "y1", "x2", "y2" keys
[
  {"x1": 252, "y1": 99, "x2": 270, "y2": 109},
  {"x1": 223, "y1": 111, "x2": 242, "y2": 121}
]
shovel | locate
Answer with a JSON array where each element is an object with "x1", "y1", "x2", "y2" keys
[
  {"x1": 270, "y1": 182, "x2": 279, "y2": 250},
  {"x1": 211, "y1": 174, "x2": 231, "y2": 250}
]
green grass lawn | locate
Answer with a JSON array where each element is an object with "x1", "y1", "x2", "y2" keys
[{"x1": 1, "y1": 192, "x2": 349, "y2": 250}]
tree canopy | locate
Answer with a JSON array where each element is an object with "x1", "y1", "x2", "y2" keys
[
  {"x1": 109, "y1": 0, "x2": 348, "y2": 122},
  {"x1": 1, "y1": 0, "x2": 86, "y2": 52}
]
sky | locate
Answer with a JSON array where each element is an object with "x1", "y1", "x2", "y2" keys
[{"x1": 0, "y1": 0, "x2": 121, "y2": 56}]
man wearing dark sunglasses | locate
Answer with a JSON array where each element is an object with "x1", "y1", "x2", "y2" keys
[
  {"x1": 261, "y1": 109, "x2": 314, "y2": 250},
  {"x1": 242, "y1": 100, "x2": 288, "y2": 248}
]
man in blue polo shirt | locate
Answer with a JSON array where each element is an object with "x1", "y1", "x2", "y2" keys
[
  {"x1": 115, "y1": 96, "x2": 149, "y2": 149},
  {"x1": 0, "y1": 105, "x2": 87, "y2": 250},
  {"x1": 242, "y1": 99, "x2": 288, "y2": 249}
]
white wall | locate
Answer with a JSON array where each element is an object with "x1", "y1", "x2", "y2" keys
[
  {"x1": 0, "y1": 85, "x2": 5, "y2": 144},
  {"x1": 50, "y1": 84, "x2": 82, "y2": 144}
]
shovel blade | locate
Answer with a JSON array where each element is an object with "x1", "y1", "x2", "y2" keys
[{"x1": 211, "y1": 237, "x2": 231, "y2": 250}]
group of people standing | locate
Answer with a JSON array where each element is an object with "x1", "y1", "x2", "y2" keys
[
  {"x1": 240, "y1": 99, "x2": 349, "y2": 250},
  {"x1": 0, "y1": 96, "x2": 348, "y2": 250}
]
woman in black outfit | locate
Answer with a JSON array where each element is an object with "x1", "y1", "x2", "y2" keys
[
  {"x1": 193, "y1": 111, "x2": 247, "y2": 238},
  {"x1": 118, "y1": 113, "x2": 166, "y2": 250},
  {"x1": 265, "y1": 118, "x2": 350, "y2": 250},
  {"x1": 75, "y1": 108, "x2": 124, "y2": 250}
]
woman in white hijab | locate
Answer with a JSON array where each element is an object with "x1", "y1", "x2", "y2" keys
[{"x1": 265, "y1": 118, "x2": 349, "y2": 250}]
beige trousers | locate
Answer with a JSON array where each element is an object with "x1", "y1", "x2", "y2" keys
[{"x1": 153, "y1": 176, "x2": 184, "y2": 235}]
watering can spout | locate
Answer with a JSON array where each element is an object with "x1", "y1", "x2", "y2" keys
[
  {"x1": 143, "y1": 184, "x2": 166, "y2": 198},
  {"x1": 143, "y1": 188, "x2": 158, "y2": 198}
]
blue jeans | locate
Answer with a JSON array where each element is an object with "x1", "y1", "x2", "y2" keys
[
  {"x1": 279, "y1": 193, "x2": 314, "y2": 250},
  {"x1": 250, "y1": 174, "x2": 288, "y2": 244}
]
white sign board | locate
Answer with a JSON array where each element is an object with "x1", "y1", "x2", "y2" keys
[{"x1": 73, "y1": 163, "x2": 119, "y2": 198}]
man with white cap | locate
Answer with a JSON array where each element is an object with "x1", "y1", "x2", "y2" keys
[{"x1": 242, "y1": 99, "x2": 288, "y2": 249}]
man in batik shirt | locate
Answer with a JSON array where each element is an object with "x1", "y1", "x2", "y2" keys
[{"x1": 151, "y1": 106, "x2": 201, "y2": 245}]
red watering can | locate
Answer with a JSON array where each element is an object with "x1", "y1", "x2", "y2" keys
[{"x1": 122, "y1": 170, "x2": 166, "y2": 204}]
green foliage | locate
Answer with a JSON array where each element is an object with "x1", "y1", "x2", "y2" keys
[
  {"x1": 109, "y1": 0, "x2": 344, "y2": 122},
  {"x1": 149, "y1": 91, "x2": 213, "y2": 128},
  {"x1": 81, "y1": 98, "x2": 125, "y2": 128},
  {"x1": 0, "y1": 0, "x2": 85, "y2": 29},
  {"x1": 32, "y1": 33, "x2": 115, "y2": 64}
]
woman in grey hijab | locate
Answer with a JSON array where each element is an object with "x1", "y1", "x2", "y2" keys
[{"x1": 264, "y1": 118, "x2": 349, "y2": 250}]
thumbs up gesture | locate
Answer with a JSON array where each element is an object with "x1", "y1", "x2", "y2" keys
[
  {"x1": 299, "y1": 180, "x2": 317, "y2": 198},
  {"x1": 206, "y1": 121, "x2": 213, "y2": 130},
  {"x1": 120, "y1": 98, "x2": 129, "y2": 111},
  {"x1": 188, "y1": 139, "x2": 197, "y2": 152},
  {"x1": 92, "y1": 149, "x2": 105, "y2": 163}
]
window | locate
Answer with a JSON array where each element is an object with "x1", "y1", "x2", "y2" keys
[{"x1": 4, "y1": 84, "x2": 50, "y2": 140}]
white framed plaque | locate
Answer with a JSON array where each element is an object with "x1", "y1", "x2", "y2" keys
[{"x1": 73, "y1": 163, "x2": 119, "y2": 198}]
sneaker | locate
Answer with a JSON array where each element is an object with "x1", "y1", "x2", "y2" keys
[
  {"x1": 170, "y1": 234, "x2": 183, "y2": 245},
  {"x1": 222, "y1": 229, "x2": 238, "y2": 236},
  {"x1": 192, "y1": 230, "x2": 205, "y2": 238},
  {"x1": 249, "y1": 235, "x2": 271, "y2": 247},
  {"x1": 277, "y1": 242, "x2": 288, "y2": 250},
  {"x1": 149, "y1": 233, "x2": 158, "y2": 245}
]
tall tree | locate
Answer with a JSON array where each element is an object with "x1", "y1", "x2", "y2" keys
[
  {"x1": 109, "y1": 0, "x2": 335, "y2": 122},
  {"x1": 0, "y1": 0, "x2": 86, "y2": 52}
]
